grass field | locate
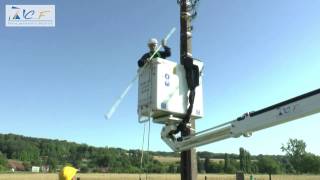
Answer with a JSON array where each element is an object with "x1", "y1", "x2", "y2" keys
[{"x1": 0, "y1": 173, "x2": 320, "y2": 180}]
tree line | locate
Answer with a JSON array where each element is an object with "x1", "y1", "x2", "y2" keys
[
  {"x1": 0, "y1": 133, "x2": 319, "y2": 174},
  {"x1": 196, "y1": 138, "x2": 320, "y2": 175}
]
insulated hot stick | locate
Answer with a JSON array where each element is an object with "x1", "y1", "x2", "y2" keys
[{"x1": 105, "y1": 27, "x2": 176, "y2": 120}]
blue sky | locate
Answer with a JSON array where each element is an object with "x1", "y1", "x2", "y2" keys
[{"x1": 1, "y1": 0, "x2": 320, "y2": 155}]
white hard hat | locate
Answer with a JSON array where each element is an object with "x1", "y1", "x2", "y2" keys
[{"x1": 148, "y1": 38, "x2": 158, "y2": 45}]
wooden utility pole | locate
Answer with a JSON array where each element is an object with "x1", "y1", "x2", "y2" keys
[{"x1": 179, "y1": 0, "x2": 197, "y2": 180}]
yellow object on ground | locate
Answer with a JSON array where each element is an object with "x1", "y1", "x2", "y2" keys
[{"x1": 59, "y1": 166, "x2": 77, "y2": 180}]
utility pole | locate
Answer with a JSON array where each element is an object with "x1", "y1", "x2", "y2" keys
[{"x1": 179, "y1": 0, "x2": 197, "y2": 179}]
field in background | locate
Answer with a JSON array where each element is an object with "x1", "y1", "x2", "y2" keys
[
  {"x1": 153, "y1": 156, "x2": 180, "y2": 163},
  {"x1": 1, "y1": 173, "x2": 320, "y2": 180},
  {"x1": 153, "y1": 156, "x2": 225, "y2": 163}
]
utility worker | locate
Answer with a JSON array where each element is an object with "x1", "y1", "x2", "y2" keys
[
  {"x1": 59, "y1": 165, "x2": 79, "y2": 180},
  {"x1": 138, "y1": 38, "x2": 171, "y2": 67}
]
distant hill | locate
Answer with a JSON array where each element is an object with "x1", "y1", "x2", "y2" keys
[
  {"x1": 2, "y1": 133, "x2": 318, "y2": 175},
  {"x1": 0, "y1": 133, "x2": 242, "y2": 173}
]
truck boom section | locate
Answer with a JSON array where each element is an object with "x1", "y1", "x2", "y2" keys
[{"x1": 161, "y1": 88, "x2": 320, "y2": 152}]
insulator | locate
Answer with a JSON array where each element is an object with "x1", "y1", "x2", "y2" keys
[{"x1": 186, "y1": 31, "x2": 192, "y2": 38}]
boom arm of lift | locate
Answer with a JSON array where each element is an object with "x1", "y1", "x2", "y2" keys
[{"x1": 161, "y1": 88, "x2": 320, "y2": 152}]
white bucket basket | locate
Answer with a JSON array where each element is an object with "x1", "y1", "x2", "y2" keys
[{"x1": 138, "y1": 58, "x2": 204, "y2": 124}]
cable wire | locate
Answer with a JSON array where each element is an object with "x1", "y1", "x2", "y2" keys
[
  {"x1": 145, "y1": 119, "x2": 151, "y2": 180},
  {"x1": 139, "y1": 122, "x2": 146, "y2": 180}
]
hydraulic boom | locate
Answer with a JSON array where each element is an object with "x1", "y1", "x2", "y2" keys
[{"x1": 161, "y1": 88, "x2": 320, "y2": 152}]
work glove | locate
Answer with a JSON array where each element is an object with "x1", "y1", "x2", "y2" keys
[{"x1": 161, "y1": 39, "x2": 167, "y2": 47}]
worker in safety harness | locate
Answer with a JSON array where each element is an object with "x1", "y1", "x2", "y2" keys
[{"x1": 137, "y1": 38, "x2": 171, "y2": 67}]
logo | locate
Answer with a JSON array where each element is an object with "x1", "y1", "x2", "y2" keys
[{"x1": 6, "y1": 5, "x2": 55, "y2": 27}]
